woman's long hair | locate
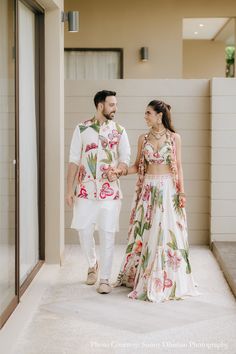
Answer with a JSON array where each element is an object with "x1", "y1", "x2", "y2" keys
[{"x1": 148, "y1": 100, "x2": 175, "y2": 133}]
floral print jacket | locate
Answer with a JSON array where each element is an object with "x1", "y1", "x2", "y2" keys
[{"x1": 69, "y1": 117, "x2": 131, "y2": 200}]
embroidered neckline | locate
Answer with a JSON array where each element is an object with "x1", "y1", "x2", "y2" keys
[
  {"x1": 91, "y1": 116, "x2": 109, "y2": 126},
  {"x1": 145, "y1": 140, "x2": 169, "y2": 154}
]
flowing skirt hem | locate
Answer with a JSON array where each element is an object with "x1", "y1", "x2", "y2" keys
[{"x1": 127, "y1": 286, "x2": 201, "y2": 303}]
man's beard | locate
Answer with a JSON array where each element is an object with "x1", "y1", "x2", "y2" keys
[{"x1": 103, "y1": 111, "x2": 115, "y2": 120}]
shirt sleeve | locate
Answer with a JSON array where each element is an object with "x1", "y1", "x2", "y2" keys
[
  {"x1": 118, "y1": 129, "x2": 131, "y2": 166},
  {"x1": 69, "y1": 125, "x2": 82, "y2": 166}
]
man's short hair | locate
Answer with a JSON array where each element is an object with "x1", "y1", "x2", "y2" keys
[{"x1": 94, "y1": 90, "x2": 116, "y2": 108}]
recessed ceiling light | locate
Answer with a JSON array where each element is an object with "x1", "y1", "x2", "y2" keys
[
  {"x1": 194, "y1": 31, "x2": 198, "y2": 35},
  {"x1": 183, "y1": 17, "x2": 229, "y2": 40}
]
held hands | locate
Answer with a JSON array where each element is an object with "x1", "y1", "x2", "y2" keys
[{"x1": 107, "y1": 168, "x2": 123, "y2": 182}]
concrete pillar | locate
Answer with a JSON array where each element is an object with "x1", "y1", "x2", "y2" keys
[
  {"x1": 211, "y1": 78, "x2": 236, "y2": 243},
  {"x1": 43, "y1": 0, "x2": 65, "y2": 263}
]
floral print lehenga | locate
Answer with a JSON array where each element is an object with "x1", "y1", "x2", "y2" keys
[{"x1": 114, "y1": 131, "x2": 200, "y2": 302}]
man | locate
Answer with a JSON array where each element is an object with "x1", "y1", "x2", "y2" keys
[{"x1": 66, "y1": 90, "x2": 130, "y2": 294}]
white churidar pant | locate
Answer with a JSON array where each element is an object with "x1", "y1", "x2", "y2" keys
[
  {"x1": 79, "y1": 226, "x2": 116, "y2": 279},
  {"x1": 71, "y1": 199, "x2": 121, "y2": 280}
]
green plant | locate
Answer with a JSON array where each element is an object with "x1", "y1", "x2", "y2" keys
[
  {"x1": 225, "y1": 46, "x2": 235, "y2": 77},
  {"x1": 225, "y1": 46, "x2": 235, "y2": 64}
]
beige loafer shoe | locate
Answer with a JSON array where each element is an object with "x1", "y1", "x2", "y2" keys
[
  {"x1": 86, "y1": 261, "x2": 98, "y2": 285},
  {"x1": 97, "y1": 280, "x2": 112, "y2": 294}
]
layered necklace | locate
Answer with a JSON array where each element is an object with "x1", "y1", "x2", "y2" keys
[{"x1": 150, "y1": 127, "x2": 166, "y2": 140}]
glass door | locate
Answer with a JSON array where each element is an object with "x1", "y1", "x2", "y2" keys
[
  {"x1": 18, "y1": 1, "x2": 39, "y2": 285},
  {"x1": 18, "y1": 0, "x2": 45, "y2": 292},
  {"x1": 0, "y1": 0, "x2": 17, "y2": 328}
]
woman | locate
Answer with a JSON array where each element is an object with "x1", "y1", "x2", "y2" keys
[{"x1": 113, "y1": 100, "x2": 200, "y2": 302}]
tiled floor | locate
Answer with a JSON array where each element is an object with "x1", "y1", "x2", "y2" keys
[{"x1": 1, "y1": 245, "x2": 236, "y2": 354}]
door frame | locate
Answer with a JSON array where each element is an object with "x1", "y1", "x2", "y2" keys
[
  {"x1": 0, "y1": 0, "x2": 45, "y2": 329},
  {"x1": 16, "y1": 0, "x2": 45, "y2": 298}
]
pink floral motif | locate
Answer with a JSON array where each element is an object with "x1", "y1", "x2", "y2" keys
[
  {"x1": 77, "y1": 165, "x2": 86, "y2": 184},
  {"x1": 100, "y1": 164, "x2": 109, "y2": 171},
  {"x1": 175, "y1": 180, "x2": 180, "y2": 192},
  {"x1": 134, "y1": 240, "x2": 142, "y2": 254},
  {"x1": 145, "y1": 205, "x2": 153, "y2": 221},
  {"x1": 113, "y1": 191, "x2": 120, "y2": 200},
  {"x1": 142, "y1": 184, "x2": 151, "y2": 202},
  {"x1": 108, "y1": 129, "x2": 121, "y2": 149},
  {"x1": 99, "y1": 136, "x2": 108, "y2": 148},
  {"x1": 153, "y1": 271, "x2": 172, "y2": 292},
  {"x1": 109, "y1": 141, "x2": 118, "y2": 149},
  {"x1": 126, "y1": 266, "x2": 136, "y2": 285},
  {"x1": 166, "y1": 249, "x2": 182, "y2": 271},
  {"x1": 108, "y1": 129, "x2": 119, "y2": 139},
  {"x1": 153, "y1": 278, "x2": 163, "y2": 292},
  {"x1": 124, "y1": 253, "x2": 133, "y2": 271},
  {"x1": 153, "y1": 152, "x2": 161, "y2": 158},
  {"x1": 78, "y1": 185, "x2": 88, "y2": 198},
  {"x1": 143, "y1": 268, "x2": 152, "y2": 280},
  {"x1": 100, "y1": 164, "x2": 111, "y2": 179},
  {"x1": 129, "y1": 207, "x2": 136, "y2": 225},
  {"x1": 163, "y1": 271, "x2": 173, "y2": 288},
  {"x1": 85, "y1": 143, "x2": 98, "y2": 152},
  {"x1": 99, "y1": 182, "x2": 114, "y2": 199},
  {"x1": 170, "y1": 155, "x2": 178, "y2": 181},
  {"x1": 128, "y1": 290, "x2": 138, "y2": 299},
  {"x1": 168, "y1": 133, "x2": 179, "y2": 191},
  {"x1": 157, "y1": 158, "x2": 164, "y2": 164}
]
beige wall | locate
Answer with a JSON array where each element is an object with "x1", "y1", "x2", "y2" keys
[
  {"x1": 65, "y1": 79, "x2": 210, "y2": 245},
  {"x1": 64, "y1": 0, "x2": 236, "y2": 79},
  {"x1": 183, "y1": 40, "x2": 226, "y2": 79},
  {"x1": 211, "y1": 78, "x2": 236, "y2": 242},
  {"x1": 65, "y1": 0, "x2": 182, "y2": 78}
]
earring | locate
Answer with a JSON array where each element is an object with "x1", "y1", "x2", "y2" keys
[{"x1": 157, "y1": 117, "x2": 162, "y2": 125}]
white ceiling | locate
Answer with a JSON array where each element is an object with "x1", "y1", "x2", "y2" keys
[
  {"x1": 215, "y1": 18, "x2": 235, "y2": 45},
  {"x1": 183, "y1": 18, "x2": 234, "y2": 43}
]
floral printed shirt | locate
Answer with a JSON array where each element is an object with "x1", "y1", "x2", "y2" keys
[{"x1": 69, "y1": 117, "x2": 131, "y2": 200}]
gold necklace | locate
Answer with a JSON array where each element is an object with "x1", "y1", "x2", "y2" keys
[{"x1": 150, "y1": 128, "x2": 166, "y2": 140}]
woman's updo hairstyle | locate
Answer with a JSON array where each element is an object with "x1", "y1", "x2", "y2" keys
[{"x1": 148, "y1": 100, "x2": 175, "y2": 133}]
